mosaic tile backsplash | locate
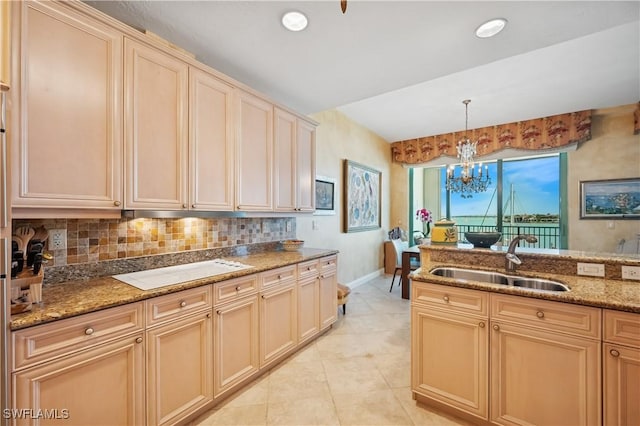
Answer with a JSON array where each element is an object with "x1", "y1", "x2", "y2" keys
[{"x1": 13, "y1": 217, "x2": 296, "y2": 267}]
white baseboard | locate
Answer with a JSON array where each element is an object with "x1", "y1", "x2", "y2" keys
[{"x1": 345, "y1": 268, "x2": 384, "y2": 289}]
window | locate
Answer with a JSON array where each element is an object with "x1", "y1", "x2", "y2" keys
[{"x1": 412, "y1": 154, "x2": 564, "y2": 249}]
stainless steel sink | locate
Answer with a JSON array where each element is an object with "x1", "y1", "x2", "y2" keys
[
  {"x1": 430, "y1": 267, "x2": 510, "y2": 285},
  {"x1": 511, "y1": 278, "x2": 570, "y2": 292},
  {"x1": 429, "y1": 267, "x2": 569, "y2": 292}
]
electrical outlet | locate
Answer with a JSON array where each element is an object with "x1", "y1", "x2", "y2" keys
[
  {"x1": 577, "y1": 262, "x2": 605, "y2": 277},
  {"x1": 621, "y1": 266, "x2": 640, "y2": 280},
  {"x1": 48, "y1": 229, "x2": 67, "y2": 250},
  {"x1": 312, "y1": 220, "x2": 319, "y2": 231},
  {"x1": 285, "y1": 221, "x2": 292, "y2": 233}
]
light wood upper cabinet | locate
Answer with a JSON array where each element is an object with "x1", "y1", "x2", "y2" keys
[
  {"x1": 296, "y1": 119, "x2": 316, "y2": 211},
  {"x1": 189, "y1": 68, "x2": 235, "y2": 211},
  {"x1": 236, "y1": 90, "x2": 273, "y2": 211},
  {"x1": 1, "y1": 0, "x2": 10, "y2": 89},
  {"x1": 124, "y1": 37, "x2": 188, "y2": 210},
  {"x1": 11, "y1": 0, "x2": 123, "y2": 210},
  {"x1": 274, "y1": 108, "x2": 316, "y2": 212}
]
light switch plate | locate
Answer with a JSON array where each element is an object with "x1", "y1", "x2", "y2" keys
[
  {"x1": 577, "y1": 262, "x2": 605, "y2": 277},
  {"x1": 621, "y1": 266, "x2": 640, "y2": 280}
]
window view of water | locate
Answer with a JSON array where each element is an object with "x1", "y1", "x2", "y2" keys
[{"x1": 437, "y1": 155, "x2": 562, "y2": 249}]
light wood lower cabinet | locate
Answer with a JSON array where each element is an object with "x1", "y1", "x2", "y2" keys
[
  {"x1": 144, "y1": 286, "x2": 213, "y2": 425},
  {"x1": 319, "y1": 255, "x2": 338, "y2": 330},
  {"x1": 412, "y1": 281, "x2": 604, "y2": 426},
  {"x1": 213, "y1": 294, "x2": 260, "y2": 399},
  {"x1": 411, "y1": 283, "x2": 488, "y2": 421},
  {"x1": 12, "y1": 334, "x2": 145, "y2": 426},
  {"x1": 490, "y1": 321, "x2": 601, "y2": 426},
  {"x1": 259, "y1": 281, "x2": 297, "y2": 368},
  {"x1": 603, "y1": 309, "x2": 640, "y2": 426},
  {"x1": 298, "y1": 276, "x2": 320, "y2": 345}
]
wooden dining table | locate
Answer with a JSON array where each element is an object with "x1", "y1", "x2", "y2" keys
[{"x1": 401, "y1": 245, "x2": 421, "y2": 299}]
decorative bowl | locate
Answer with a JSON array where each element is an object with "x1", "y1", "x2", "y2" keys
[
  {"x1": 464, "y1": 232, "x2": 502, "y2": 248},
  {"x1": 281, "y1": 239, "x2": 305, "y2": 251}
]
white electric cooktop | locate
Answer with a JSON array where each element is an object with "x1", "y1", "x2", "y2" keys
[{"x1": 113, "y1": 259, "x2": 253, "y2": 291}]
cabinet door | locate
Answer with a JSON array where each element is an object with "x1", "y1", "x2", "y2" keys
[
  {"x1": 296, "y1": 119, "x2": 316, "y2": 212},
  {"x1": 235, "y1": 90, "x2": 273, "y2": 211},
  {"x1": 12, "y1": 1, "x2": 123, "y2": 209},
  {"x1": 146, "y1": 311, "x2": 213, "y2": 426},
  {"x1": 260, "y1": 283, "x2": 297, "y2": 368},
  {"x1": 124, "y1": 37, "x2": 188, "y2": 210},
  {"x1": 298, "y1": 277, "x2": 320, "y2": 344},
  {"x1": 319, "y1": 268, "x2": 337, "y2": 330},
  {"x1": 273, "y1": 108, "x2": 296, "y2": 212},
  {"x1": 13, "y1": 335, "x2": 144, "y2": 426},
  {"x1": 189, "y1": 67, "x2": 235, "y2": 211},
  {"x1": 604, "y1": 343, "x2": 640, "y2": 426},
  {"x1": 213, "y1": 295, "x2": 259, "y2": 398},
  {"x1": 490, "y1": 322, "x2": 601, "y2": 426},
  {"x1": 1, "y1": 0, "x2": 10, "y2": 88},
  {"x1": 411, "y1": 307, "x2": 488, "y2": 420}
]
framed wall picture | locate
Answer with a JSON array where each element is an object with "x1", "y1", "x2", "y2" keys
[
  {"x1": 314, "y1": 176, "x2": 336, "y2": 215},
  {"x1": 580, "y1": 178, "x2": 640, "y2": 219},
  {"x1": 343, "y1": 160, "x2": 382, "y2": 232}
]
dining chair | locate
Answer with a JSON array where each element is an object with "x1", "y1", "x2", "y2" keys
[{"x1": 389, "y1": 238, "x2": 420, "y2": 292}]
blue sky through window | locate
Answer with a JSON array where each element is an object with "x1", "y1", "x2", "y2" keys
[{"x1": 440, "y1": 155, "x2": 560, "y2": 218}]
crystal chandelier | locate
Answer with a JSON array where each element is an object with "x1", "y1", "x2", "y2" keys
[{"x1": 446, "y1": 100, "x2": 491, "y2": 198}]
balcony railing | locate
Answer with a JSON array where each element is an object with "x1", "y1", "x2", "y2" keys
[{"x1": 456, "y1": 224, "x2": 560, "y2": 249}]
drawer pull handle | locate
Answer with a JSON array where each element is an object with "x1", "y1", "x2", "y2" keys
[
  {"x1": 479, "y1": 322, "x2": 485, "y2": 328},
  {"x1": 278, "y1": 275, "x2": 282, "y2": 279},
  {"x1": 135, "y1": 337, "x2": 143, "y2": 344},
  {"x1": 443, "y1": 295, "x2": 450, "y2": 302},
  {"x1": 180, "y1": 301, "x2": 187, "y2": 308},
  {"x1": 216, "y1": 310, "x2": 221, "y2": 315},
  {"x1": 235, "y1": 286, "x2": 241, "y2": 291},
  {"x1": 610, "y1": 349, "x2": 620, "y2": 357},
  {"x1": 85, "y1": 327, "x2": 94, "y2": 335},
  {"x1": 493, "y1": 324, "x2": 500, "y2": 331},
  {"x1": 207, "y1": 313, "x2": 212, "y2": 319},
  {"x1": 307, "y1": 267, "x2": 312, "y2": 271},
  {"x1": 262, "y1": 295, "x2": 266, "y2": 299},
  {"x1": 182, "y1": 203, "x2": 187, "y2": 209},
  {"x1": 536, "y1": 311, "x2": 545, "y2": 319},
  {"x1": 113, "y1": 201, "x2": 121, "y2": 207}
]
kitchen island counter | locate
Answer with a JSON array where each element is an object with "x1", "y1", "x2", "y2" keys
[{"x1": 411, "y1": 244, "x2": 640, "y2": 313}]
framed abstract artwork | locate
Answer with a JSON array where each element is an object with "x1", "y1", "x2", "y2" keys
[
  {"x1": 580, "y1": 178, "x2": 640, "y2": 219},
  {"x1": 315, "y1": 176, "x2": 336, "y2": 215},
  {"x1": 343, "y1": 160, "x2": 382, "y2": 232}
]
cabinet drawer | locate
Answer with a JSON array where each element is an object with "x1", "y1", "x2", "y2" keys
[
  {"x1": 260, "y1": 265, "x2": 296, "y2": 290},
  {"x1": 412, "y1": 282, "x2": 488, "y2": 317},
  {"x1": 146, "y1": 285, "x2": 212, "y2": 327},
  {"x1": 319, "y1": 255, "x2": 337, "y2": 274},
  {"x1": 12, "y1": 302, "x2": 144, "y2": 371},
  {"x1": 213, "y1": 274, "x2": 258, "y2": 305},
  {"x1": 297, "y1": 259, "x2": 319, "y2": 281},
  {"x1": 604, "y1": 309, "x2": 640, "y2": 348},
  {"x1": 491, "y1": 294, "x2": 601, "y2": 339}
]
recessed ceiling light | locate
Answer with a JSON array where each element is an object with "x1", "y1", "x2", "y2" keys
[
  {"x1": 282, "y1": 11, "x2": 308, "y2": 32},
  {"x1": 475, "y1": 18, "x2": 507, "y2": 38}
]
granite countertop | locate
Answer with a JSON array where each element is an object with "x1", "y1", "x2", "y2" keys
[
  {"x1": 11, "y1": 248, "x2": 338, "y2": 331},
  {"x1": 411, "y1": 244, "x2": 640, "y2": 314}
]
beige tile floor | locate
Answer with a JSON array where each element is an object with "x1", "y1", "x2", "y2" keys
[{"x1": 192, "y1": 275, "x2": 471, "y2": 426}]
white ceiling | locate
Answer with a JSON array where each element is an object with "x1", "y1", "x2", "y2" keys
[{"x1": 85, "y1": 1, "x2": 640, "y2": 142}]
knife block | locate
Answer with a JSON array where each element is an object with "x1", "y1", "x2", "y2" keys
[{"x1": 11, "y1": 267, "x2": 44, "y2": 313}]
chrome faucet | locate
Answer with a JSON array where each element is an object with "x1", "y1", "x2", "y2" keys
[{"x1": 505, "y1": 235, "x2": 538, "y2": 273}]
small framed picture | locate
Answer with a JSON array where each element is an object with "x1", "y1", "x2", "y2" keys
[
  {"x1": 580, "y1": 178, "x2": 640, "y2": 219},
  {"x1": 315, "y1": 176, "x2": 336, "y2": 215}
]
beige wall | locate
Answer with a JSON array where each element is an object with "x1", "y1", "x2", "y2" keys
[
  {"x1": 297, "y1": 110, "x2": 391, "y2": 285},
  {"x1": 567, "y1": 104, "x2": 640, "y2": 252}
]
